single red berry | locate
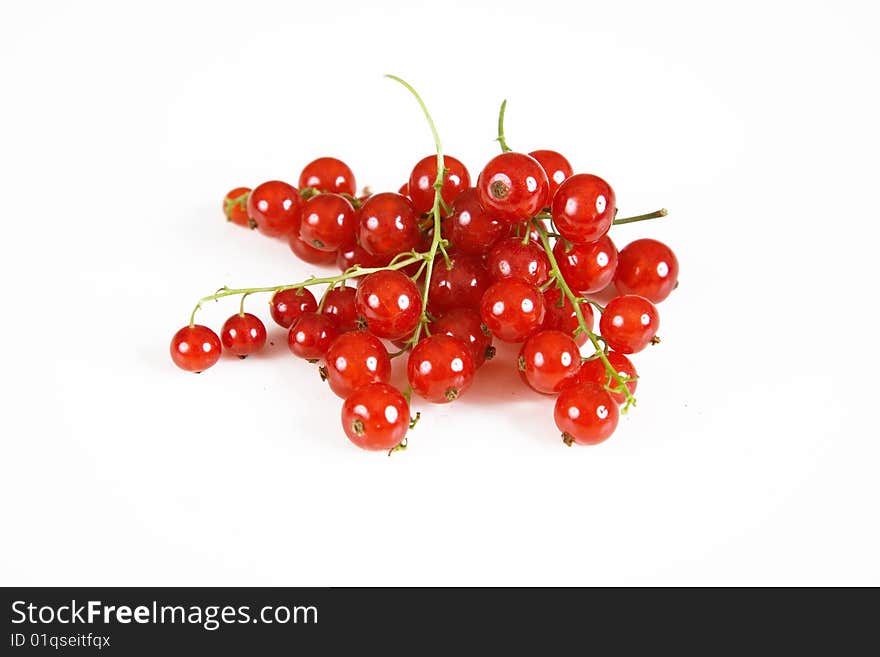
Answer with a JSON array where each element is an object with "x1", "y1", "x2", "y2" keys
[
  {"x1": 480, "y1": 279, "x2": 545, "y2": 343},
  {"x1": 298, "y1": 157, "x2": 356, "y2": 196},
  {"x1": 270, "y1": 288, "x2": 318, "y2": 329},
  {"x1": 321, "y1": 285, "x2": 359, "y2": 332},
  {"x1": 407, "y1": 335, "x2": 475, "y2": 403},
  {"x1": 324, "y1": 331, "x2": 392, "y2": 399},
  {"x1": 357, "y1": 192, "x2": 420, "y2": 257},
  {"x1": 247, "y1": 180, "x2": 302, "y2": 238},
  {"x1": 613, "y1": 238, "x2": 679, "y2": 303},
  {"x1": 476, "y1": 152, "x2": 549, "y2": 224},
  {"x1": 288, "y1": 232, "x2": 337, "y2": 265},
  {"x1": 336, "y1": 241, "x2": 391, "y2": 273},
  {"x1": 518, "y1": 330, "x2": 581, "y2": 394},
  {"x1": 223, "y1": 187, "x2": 252, "y2": 228},
  {"x1": 574, "y1": 351, "x2": 637, "y2": 405},
  {"x1": 355, "y1": 270, "x2": 422, "y2": 340},
  {"x1": 429, "y1": 308, "x2": 494, "y2": 368},
  {"x1": 426, "y1": 254, "x2": 491, "y2": 316},
  {"x1": 408, "y1": 154, "x2": 471, "y2": 215},
  {"x1": 599, "y1": 295, "x2": 659, "y2": 354},
  {"x1": 542, "y1": 287, "x2": 594, "y2": 346},
  {"x1": 341, "y1": 382, "x2": 409, "y2": 451},
  {"x1": 221, "y1": 313, "x2": 267, "y2": 357},
  {"x1": 486, "y1": 237, "x2": 551, "y2": 286},
  {"x1": 288, "y1": 312, "x2": 339, "y2": 361},
  {"x1": 528, "y1": 150, "x2": 573, "y2": 201},
  {"x1": 170, "y1": 325, "x2": 222, "y2": 372},
  {"x1": 398, "y1": 182, "x2": 409, "y2": 197},
  {"x1": 551, "y1": 173, "x2": 616, "y2": 244},
  {"x1": 554, "y1": 383, "x2": 619, "y2": 446},
  {"x1": 446, "y1": 188, "x2": 506, "y2": 256},
  {"x1": 553, "y1": 234, "x2": 618, "y2": 294},
  {"x1": 298, "y1": 193, "x2": 356, "y2": 252}
]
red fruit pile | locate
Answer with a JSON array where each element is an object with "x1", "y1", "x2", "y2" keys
[{"x1": 175, "y1": 78, "x2": 678, "y2": 452}]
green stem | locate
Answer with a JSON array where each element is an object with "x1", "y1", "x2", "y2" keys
[
  {"x1": 223, "y1": 191, "x2": 249, "y2": 220},
  {"x1": 496, "y1": 99, "x2": 511, "y2": 152},
  {"x1": 613, "y1": 208, "x2": 667, "y2": 225}
]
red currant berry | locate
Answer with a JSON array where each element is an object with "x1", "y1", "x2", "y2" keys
[
  {"x1": 341, "y1": 382, "x2": 409, "y2": 451},
  {"x1": 298, "y1": 193, "x2": 356, "y2": 252},
  {"x1": 528, "y1": 150, "x2": 572, "y2": 201},
  {"x1": 407, "y1": 335, "x2": 475, "y2": 403},
  {"x1": 613, "y1": 238, "x2": 679, "y2": 303},
  {"x1": 426, "y1": 254, "x2": 491, "y2": 315},
  {"x1": 554, "y1": 383, "x2": 619, "y2": 446},
  {"x1": 357, "y1": 192, "x2": 420, "y2": 257},
  {"x1": 599, "y1": 295, "x2": 659, "y2": 354},
  {"x1": 288, "y1": 312, "x2": 339, "y2": 361},
  {"x1": 247, "y1": 180, "x2": 302, "y2": 238},
  {"x1": 480, "y1": 279, "x2": 545, "y2": 343},
  {"x1": 408, "y1": 154, "x2": 471, "y2": 215},
  {"x1": 518, "y1": 330, "x2": 581, "y2": 394},
  {"x1": 223, "y1": 187, "x2": 252, "y2": 228},
  {"x1": 553, "y1": 234, "x2": 618, "y2": 294},
  {"x1": 551, "y1": 174, "x2": 616, "y2": 244},
  {"x1": 220, "y1": 313, "x2": 267, "y2": 358},
  {"x1": 298, "y1": 157, "x2": 356, "y2": 196},
  {"x1": 170, "y1": 325, "x2": 222, "y2": 373},
  {"x1": 398, "y1": 182, "x2": 409, "y2": 197},
  {"x1": 325, "y1": 331, "x2": 392, "y2": 399},
  {"x1": 355, "y1": 270, "x2": 422, "y2": 340},
  {"x1": 477, "y1": 152, "x2": 549, "y2": 223},
  {"x1": 270, "y1": 288, "x2": 318, "y2": 329},
  {"x1": 288, "y1": 232, "x2": 337, "y2": 265},
  {"x1": 446, "y1": 188, "x2": 505, "y2": 256},
  {"x1": 321, "y1": 285, "x2": 359, "y2": 332},
  {"x1": 486, "y1": 237, "x2": 551, "y2": 286},
  {"x1": 430, "y1": 308, "x2": 494, "y2": 368},
  {"x1": 336, "y1": 241, "x2": 390, "y2": 273},
  {"x1": 542, "y1": 287, "x2": 594, "y2": 346},
  {"x1": 575, "y1": 351, "x2": 637, "y2": 404}
]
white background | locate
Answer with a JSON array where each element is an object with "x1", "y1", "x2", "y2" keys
[{"x1": 1, "y1": 0, "x2": 878, "y2": 586}]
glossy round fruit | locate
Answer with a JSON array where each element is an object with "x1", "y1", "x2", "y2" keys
[
  {"x1": 357, "y1": 192, "x2": 420, "y2": 257},
  {"x1": 407, "y1": 335, "x2": 475, "y2": 403},
  {"x1": 480, "y1": 279, "x2": 545, "y2": 343},
  {"x1": 599, "y1": 295, "x2": 659, "y2": 354},
  {"x1": 221, "y1": 313, "x2": 267, "y2": 357},
  {"x1": 476, "y1": 152, "x2": 549, "y2": 223},
  {"x1": 575, "y1": 351, "x2": 637, "y2": 404},
  {"x1": 551, "y1": 174, "x2": 616, "y2": 244},
  {"x1": 324, "y1": 331, "x2": 392, "y2": 399},
  {"x1": 355, "y1": 270, "x2": 421, "y2": 340},
  {"x1": 336, "y1": 241, "x2": 390, "y2": 273},
  {"x1": 341, "y1": 383, "x2": 410, "y2": 451},
  {"x1": 429, "y1": 308, "x2": 494, "y2": 368},
  {"x1": 614, "y1": 238, "x2": 679, "y2": 303},
  {"x1": 288, "y1": 233, "x2": 337, "y2": 265},
  {"x1": 247, "y1": 180, "x2": 302, "y2": 238},
  {"x1": 298, "y1": 157, "x2": 356, "y2": 196},
  {"x1": 542, "y1": 287, "x2": 594, "y2": 346},
  {"x1": 170, "y1": 325, "x2": 222, "y2": 372},
  {"x1": 321, "y1": 285, "x2": 359, "y2": 332},
  {"x1": 408, "y1": 154, "x2": 471, "y2": 215},
  {"x1": 426, "y1": 254, "x2": 491, "y2": 315},
  {"x1": 298, "y1": 193, "x2": 356, "y2": 252},
  {"x1": 518, "y1": 330, "x2": 582, "y2": 395},
  {"x1": 223, "y1": 187, "x2": 252, "y2": 227},
  {"x1": 270, "y1": 288, "x2": 318, "y2": 329},
  {"x1": 446, "y1": 188, "x2": 505, "y2": 255},
  {"x1": 288, "y1": 312, "x2": 340, "y2": 361},
  {"x1": 553, "y1": 234, "x2": 618, "y2": 294},
  {"x1": 554, "y1": 383, "x2": 619, "y2": 446},
  {"x1": 486, "y1": 237, "x2": 551, "y2": 286},
  {"x1": 528, "y1": 150, "x2": 572, "y2": 200}
]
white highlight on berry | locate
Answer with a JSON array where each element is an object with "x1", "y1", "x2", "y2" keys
[
  {"x1": 528, "y1": 261, "x2": 538, "y2": 275},
  {"x1": 565, "y1": 198, "x2": 578, "y2": 216},
  {"x1": 657, "y1": 261, "x2": 669, "y2": 277},
  {"x1": 202, "y1": 342, "x2": 212, "y2": 353},
  {"x1": 449, "y1": 174, "x2": 461, "y2": 185},
  {"x1": 640, "y1": 313, "x2": 651, "y2": 326},
  {"x1": 366, "y1": 356, "x2": 378, "y2": 372},
  {"x1": 249, "y1": 328, "x2": 259, "y2": 338},
  {"x1": 336, "y1": 213, "x2": 345, "y2": 226},
  {"x1": 418, "y1": 176, "x2": 430, "y2": 191},
  {"x1": 450, "y1": 358, "x2": 464, "y2": 373},
  {"x1": 521, "y1": 298, "x2": 534, "y2": 313},
  {"x1": 354, "y1": 404, "x2": 368, "y2": 416},
  {"x1": 258, "y1": 199, "x2": 269, "y2": 212},
  {"x1": 612, "y1": 315, "x2": 624, "y2": 328},
  {"x1": 534, "y1": 352, "x2": 545, "y2": 367},
  {"x1": 384, "y1": 405, "x2": 399, "y2": 423},
  {"x1": 368, "y1": 293, "x2": 380, "y2": 309},
  {"x1": 397, "y1": 294, "x2": 410, "y2": 311},
  {"x1": 499, "y1": 260, "x2": 511, "y2": 276},
  {"x1": 178, "y1": 342, "x2": 190, "y2": 353},
  {"x1": 282, "y1": 199, "x2": 293, "y2": 211},
  {"x1": 597, "y1": 252, "x2": 609, "y2": 267},
  {"x1": 561, "y1": 351, "x2": 572, "y2": 366},
  {"x1": 595, "y1": 195, "x2": 606, "y2": 214},
  {"x1": 395, "y1": 216, "x2": 405, "y2": 230},
  {"x1": 306, "y1": 213, "x2": 319, "y2": 225},
  {"x1": 553, "y1": 170, "x2": 566, "y2": 184},
  {"x1": 492, "y1": 301, "x2": 505, "y2": 315},
  {"x1": 526, "y1": 176, "x2": 538, "y2": 192},
  {"x1": 567, "y1": 406, "x2": 580, "y2": 420},
  {"x1": 419, "y1": 360, "x2": 432, "y2": 375},
  {"x1": 596, "y1": 405, "x2": 609, "y2": 419},
  {"x1": 335, "y1": 175, "x2": 345, "y2": 187},
  {"x1": 366, "y1": 216, "x2": 379, "y2": 230},
  {"x1": 335, "y1": 356, "x2": 347, "y2": 371},
  {"x1": 458, "y1": 211, "x2": 471, "y2": 227},
  {"x1": 295, "y1": 331, "x2": 306, "y2": 343},
  {"x1": 227, "y1": 329, "x2": 237, "y2": 339}
]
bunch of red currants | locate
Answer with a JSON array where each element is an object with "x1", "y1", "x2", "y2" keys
[{"x1": 170, "y1": 78, "x2": 678, "y2": 452}]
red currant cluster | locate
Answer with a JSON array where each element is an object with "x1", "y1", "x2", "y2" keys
[{"x1": 170, "y1": 77, "x2": 678, "y2": 452}]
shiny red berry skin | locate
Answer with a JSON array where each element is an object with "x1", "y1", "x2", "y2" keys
[
  {"x1": 298, "y1": 193, "x2": 356, "y2": 252},
  {"x1": 223, "y1": 187, "x2": 252, "y2": 227},
  {"x1": 170, "y1": 325, "x2": 222, "y2": 372},
  {"x1": 429, "y1": 308, "x2": 494, "y2": 368},
  {"x1": 341, "y1": 383, "x2": 409, "y2": 451},
  {"x1": 599, "y1": 295, "x2": 659, "y2": 354},
  {"x1": 542, "y1": 287, "x2": 594, "y2": 346},
  {"x1": 247, "y1": 180, "x2": 302, "y2": 238},
  {"x1": 321, "y1": 285, "x2": 359, "y2": 332},
  {"x1": 575, "y1": 351, "x2": 637, "y2": 404},
  {"x1": 554, "y1": 383, "x2": 619, "y2": 446},
  {"x1": 446, "y1": 188, "x2": 505, "y2": 256},
  {"x1": 270, "y1": 288, "x2": 318, "y2": 329},
  {"x1": 336, "y1": 241, "x2": 390, "y2": 273},
  {"x1": 298, "y1": 157, "x2": 356, "y2": 196},
  {"x1": 288, "y1": 232, "x2": 337, "y2": 265},
  {"x1": 613, "y1": 238, "x2": 679, "y2": 303},
  {"x1": 480, "y1": 279, "x2": 545, "y2": 343},
  {"x1": 426, "y1": 254, "x2": 491, "y2": 315},
  {"x1": 357, "y1": 192, "x2": 420, "y2": 257},
  {"x1": 551, "y1": 174, "x2": 616, "y2": 244},
  {"x1": 476, "y1": 152, "x2": 549, "y2": 224},
  {"x1": 553, "y1": 234, "x2": 618, "y2": 294},
  {"x1": 398, "y1": 182, "x2": 409, "y2": 197},
  {"x1": 221, "y1": 313, "x2": 267, "y2": 357},
  {"x1": 325, "y1": 331, "x2": 392, "y2": 399},
  {"x1": 518, "y1": 330, "x2": 581, "y2": 394},
  {"x1": 528, "y1": 150, "x2": 573, "y2": 201},
  {"x1": 486, "y1": 237, "x2": 551, "y2": 286},
  {"x1": 355, "y1": 270, "x2": 422, "y2": 340},
  {"x1": 287, "y1": 312, "x2": 339, "y2": 361},
  {"x1": 407, "y1": 335, "x2": 475, "y2": 403},
  {"x1": 408, "y1": 154, "x2": 471, "y2": 215}
]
